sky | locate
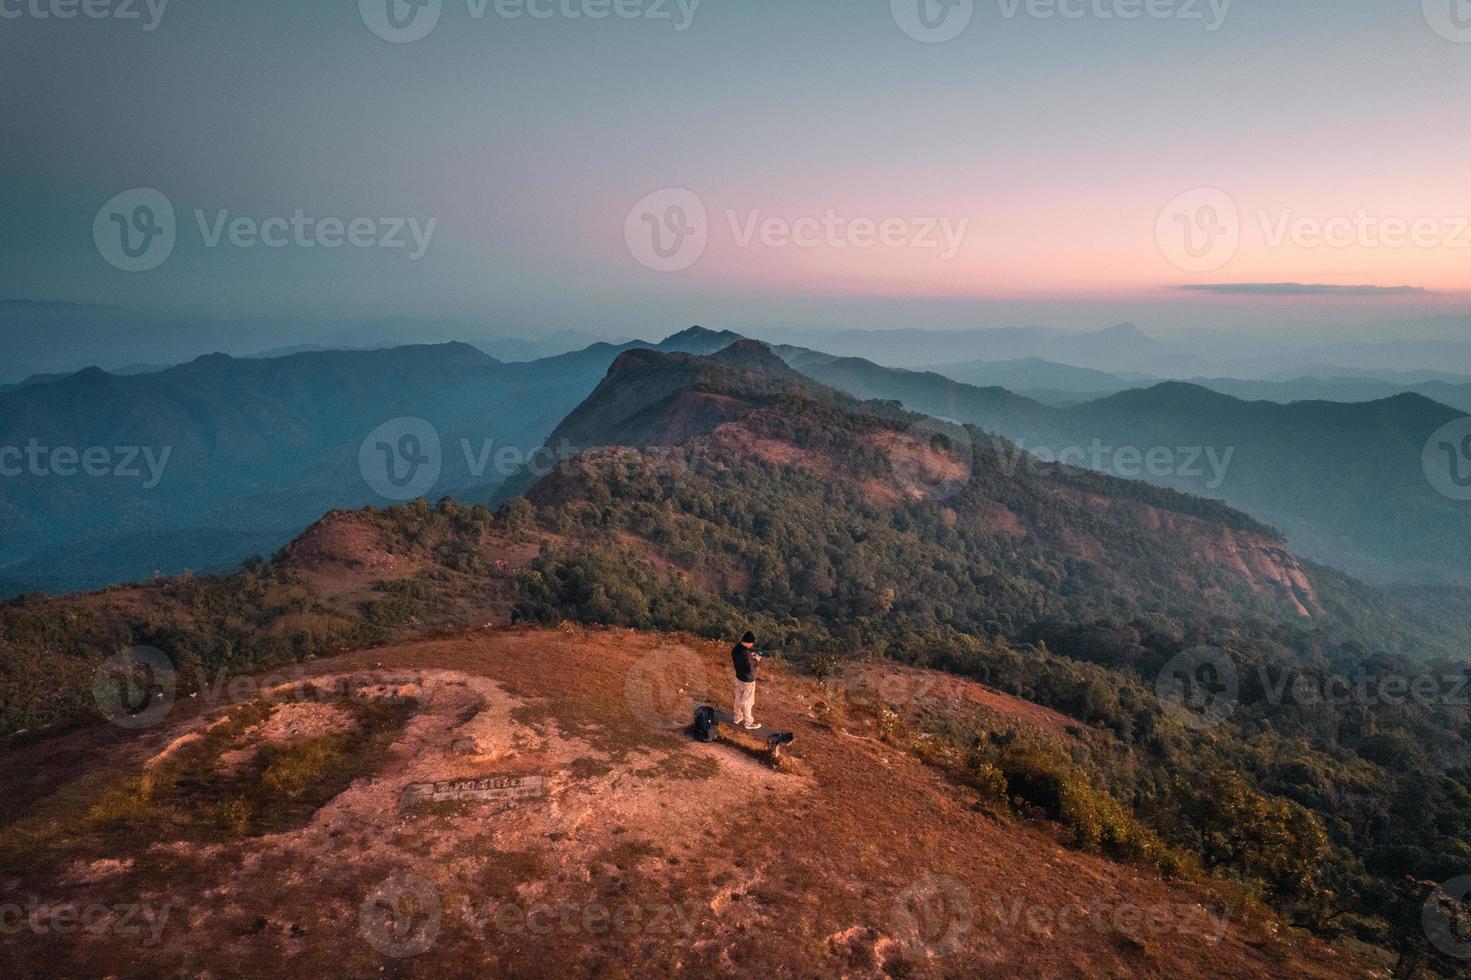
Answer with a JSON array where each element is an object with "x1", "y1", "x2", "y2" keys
[{"x1": 2, "y1": 0, "x2": 1470, "y2": 343}]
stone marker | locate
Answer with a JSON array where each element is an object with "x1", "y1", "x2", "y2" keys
[{"x1": 400, "y1": 774, "x2": 545, "y2": 807}]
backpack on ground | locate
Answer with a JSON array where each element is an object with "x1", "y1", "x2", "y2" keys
[{"x1": 691, "y1": 705, "x2": 719, "y2": 742}]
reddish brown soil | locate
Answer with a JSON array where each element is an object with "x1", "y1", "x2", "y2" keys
[{"x1": 0, "y1": 627, "x2": 1367, "y2": 979}]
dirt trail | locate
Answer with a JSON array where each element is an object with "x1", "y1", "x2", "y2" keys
[{"x1": 0, "y1": 627, "x2": 1366, "y2": 978}]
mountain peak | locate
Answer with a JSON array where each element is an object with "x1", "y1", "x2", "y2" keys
[
  {"x1": 709, "y1": 338, "x2": 793, "y2": 375},
  {"x1": 656, "y1": 325, "x2": 746, "y2": 355}
]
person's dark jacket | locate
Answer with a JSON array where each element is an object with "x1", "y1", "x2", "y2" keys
[{"x1": 731, "y1": 644, "x2": 758, "y2": 683}]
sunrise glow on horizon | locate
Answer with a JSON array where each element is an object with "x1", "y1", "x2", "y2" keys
[{"x1": 3, "y1": 1, "x2": 1469, "y2": 334}]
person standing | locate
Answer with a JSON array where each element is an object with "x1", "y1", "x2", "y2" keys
[{"x1": 731, "y1": 630, "x2": 763, "y2": 730}]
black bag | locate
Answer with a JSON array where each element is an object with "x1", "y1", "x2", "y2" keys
[{"x1": 691, "y1": 705, "x2": 718, "y2": 742}]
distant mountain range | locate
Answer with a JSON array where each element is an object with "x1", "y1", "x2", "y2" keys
[
  {"x1": 0, "y1": 300, "x2": 614, "y2": 383},
  {"x1": 765, "y1": 322, "x2": 1170, "y2": 373},
  {"x1": 0, "y1": 327, "x2": 740, "y2": 595},
  {"x1": 3, "y1": 322, "x2": 1470, "y2": 595},
  {"x1": 761, "y1": 317, "x2": 1471, "y2": 380},
  {"x1": 925, "y1": 358, "x2": 1471, "y2": 413},
  {"x1": 781, "y1": 351, "x2": 1471, "y2": 587}
]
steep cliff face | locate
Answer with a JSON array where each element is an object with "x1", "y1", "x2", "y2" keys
[{"x1": 1076, "y1": 494, "x2": 1320, "y2": 617}]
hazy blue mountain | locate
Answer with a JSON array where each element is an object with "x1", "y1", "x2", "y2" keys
[
  {"x1": 0, "y1": 327, "x2": 738, "y2": 596},
  {"x1": 916, "y1": 362, "x2": 1471, "y2": 413},
  {"x1": 1184, "y1": 376, "x2": 1471, "y2": 414},
  {"x1": 918, "y1": 357, "x2": 1135, "y2": 395},
  {"x1": 0, "y1": 300, "x2": 617, "y2": 379},
  {"x1": 771, "y1": 351, "x2": 1471, "y2": 587},
  {"x1": 763, "y1": 322, "x2": 1173, "y2": 373},
  {"x1": 8, "y1": 319, "x2": 1468, "y2": 596}
]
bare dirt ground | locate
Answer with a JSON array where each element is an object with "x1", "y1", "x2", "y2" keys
[{"x1": 0, "y1": 626, "x2": 1369, "y2": 979}]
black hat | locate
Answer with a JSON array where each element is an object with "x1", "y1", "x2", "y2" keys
[{"x1": 741, "y1": 631, "x2": 756, "y2": 644}]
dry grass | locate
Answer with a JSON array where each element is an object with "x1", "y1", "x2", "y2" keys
[{"x1": 0, "y1": 627, "x2": 1366, "y2": 979}]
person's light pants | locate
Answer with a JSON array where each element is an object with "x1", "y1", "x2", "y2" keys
[{"x1": 733, "y1": 680, "x2": 757, "y2": 725}]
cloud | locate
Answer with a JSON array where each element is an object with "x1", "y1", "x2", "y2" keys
[{"x1": 1170, "y1": 283, "x2": 1429, "y2": 297}]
